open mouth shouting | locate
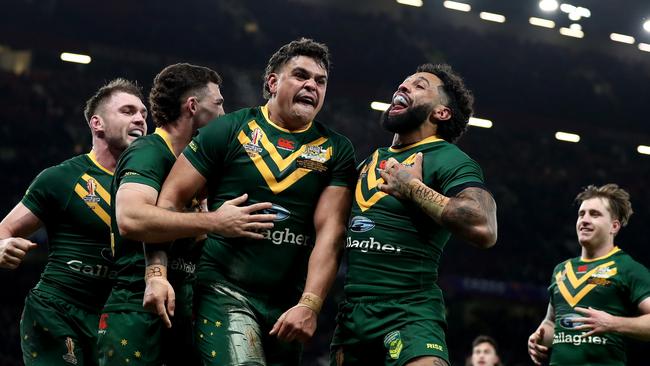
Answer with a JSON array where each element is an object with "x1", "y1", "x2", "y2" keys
[{"x1": 389, "y1": 93, "x2": 410, "y2": 116}]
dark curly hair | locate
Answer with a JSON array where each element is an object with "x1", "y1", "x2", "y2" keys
[
  {"x1": 416, "y1": 63, "x2": 474, "y2": 143},
  {"x1": 149, "y1": 63, "x2": 222, "y2": 127},
  {"x1": 262, "y1": 38, "x2": 330, "y2": 99},
  {"x1": 84, "y1": 78, "x2": 143, "y2": 122},
  {"x1": 576, "y1": 183, "x2": 633, "y2": 227}
]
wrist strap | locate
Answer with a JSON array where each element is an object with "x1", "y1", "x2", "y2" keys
[{"x1": 298, "y1": 292, "x2": 323, "y2": 314}]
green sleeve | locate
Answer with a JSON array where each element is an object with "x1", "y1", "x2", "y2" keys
[
  {"x1": 328, "y1": 134, "x2": 357, "y2": 188},
  {"x1": 625, "y1": 259, "x2": 650, "y2": 305},
  {"x1": 548, "y1": 262, "x2": 562, "y2": 307},
  {"x1": 117, "y1": 143, "x2": 171, "y2": 192},
  {"x1": 182, "y1": 114, "x2": 236, "y2": 179},
  {"x1": 438, "y1": 150, "x2": 485, "y2": 195},
  {"x1": 21, "y1": 166, "x2": 66, "y2": 221}
]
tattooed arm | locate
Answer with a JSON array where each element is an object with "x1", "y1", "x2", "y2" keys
[
  {"x1": 143, "y1": 243, "x2": 175, "y2": 328},
  {"x1": 378, "y1": 153, "x2": 497, "y2": 248}
]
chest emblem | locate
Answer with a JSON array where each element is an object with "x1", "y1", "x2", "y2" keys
[
  {"x1": 355, "y1": 151, "x2": 417, "y2": 212},
  {"x1": 74, "y1": 173, "x2": 111, "y2": 227},
  {"x1": 555, "y1": 260, "x2": 617, "y2": 307},
  {"x1": 237, "y1": 120, "x2": 331, "y2": 194}
]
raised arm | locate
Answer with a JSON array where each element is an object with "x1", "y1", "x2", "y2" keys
[
  {"x1": 0, "y1": 203, "x2": 41, "y2": 269},
  {"x1": 270, "y1": 185, "x2": 352, "y2": 343},
  {"x1": 378, "y1": 153, "x2": 497, "y2": 248}
]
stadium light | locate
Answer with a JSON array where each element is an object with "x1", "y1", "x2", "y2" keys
[
  {"x1": 555, "y1": 131, "x2": 580, "y2": 143},
  {"x1": 576, "y1": 6, "x2": 590, "y2": 18},
  {"x1": 479, "y1": 12, "x2": 506, "y2": 23},
  {"x1": 638, "y1": 145, "x2": 650, "y2": 155},
  {"x1": 529, "y1": 17, "x2": 555, "y2": 28},
  {"x1": 538, "y1": 0, "x2": 558, "y2": 12},
  {"x1": 610, "y1": 33, "x2": 635, "y2": 44},
  {"x1": 370, "y1": 101, "x2": 390, "y2": 111},
  {"x1": 568, "y1": 10, "x2": 581, "y2": 21},
  {"x1": 644, "y1": 20, "x2": 650, "y2": 32},
  {"x1": 560, "y1": 3, "x2": 575, "y2": 13},
  {"x1": 559, "y1": 27, "x2": 584, "y2": 38},
  {"x1": 396, "y1": 0, "x2": 423, "y2": 7},
  {"x1": 468, "y1": 117, "x2": 493, "y2": 128},
  {"x1": 569, "y1": 23, "x2": 582, "y2": 31},
  {"x1": 443, "y1": 1, "x2": 471, "y2": 12},
  {"x1": 60, "y1": 52, "x2": 91, "y2": 64},
  {"x1": 639, "y1": 43, "x2": 650, "y2": 52}
]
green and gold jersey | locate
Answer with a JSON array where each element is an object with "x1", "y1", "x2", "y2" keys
[
  {"x1": 104, "y1": 129, "x2": 198, "y2": 314},
  {"x1": 183, "y1": 105, "x2": 356, "y2": 303},
  {"x1": 20, "y1": 152, "x2": 114, "y2": 311},
  {"x1": 343, "y1": 136, "x2": 485, "y2": 299},
  {"x1": 549, "y1": 247, "x2": 650, "y2": 366}
]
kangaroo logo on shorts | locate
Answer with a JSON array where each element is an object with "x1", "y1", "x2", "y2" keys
[
  {"x1": 62, "y1": 337, "x2": 78, "y2": 365},
  {"x1": 384, "y1": 330, "x2": 403, "y2": 360}
]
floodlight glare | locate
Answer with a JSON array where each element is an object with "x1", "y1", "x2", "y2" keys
[
  {"x1": 479, "y1": 12, "x2": 506, "y2": 23},
  {"x1": 569, "y1": 23, "x2": 582, "y2": 31},
  {"x1": 396, "y1": 0, "x2": 423, "y2": 7},
  {"x1": 60, "y1": 52, "x2": 91, "y2": 64},
  {"x1": 644, "y1": 20, "x2": 650, "y2": 32},
  {"x1": 555, "y1": 131, "x2": 580, "y2": 143},
  {"x1": 559, "y1": 27, "x2": 584, "y2": 38},
  {"x1": 560, "y1": 3, "x2": 575, "y2": 13},
  {"x1": 638, "y1": 145, "x2": 650, "y2": 155},
  {"x1": 443, "y1": 1, "x2": 471, "y2": 12},
  {"x1": 529, "y1": 17, "x2": 555, "y2": 28},
  {"x1": 568, "y1": 11, "x2": 581, "y2": 21},
  {"x1": 639, "y1": 43, "x2": 650, "y2": 52},
  {"x1": 370, "y1": 101, "x2": 390, "y2": 111},
  {"x1": 468, "y1": 117, "x2": 493, "y2": 128},
  {"x1": 610, "y1": 33, "x2": 635, "y2": 44},
  {"x1": 539, "y1": 0, "x2": 558, "y2": 12}
]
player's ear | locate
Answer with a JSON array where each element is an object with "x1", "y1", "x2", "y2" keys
[
  {"x1": 185, "y1": 96, "x2": 198, "y2": 116},
  {"x1": 430, "y1": 105, "x2": 451, "y2": 122},
  {"x1": 89, "y1": 115, "x2": 104, "y2": 133},
  {"x1": 611, "y1": 220, "x2": 621, "y2": 235},
  {"x1": 267, "y1": 73, "x2": 279, "y2": 95}
]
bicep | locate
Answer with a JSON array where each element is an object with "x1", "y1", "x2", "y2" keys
[
  {"x1": 116, "y1": 183, "x2": 159, "y2": 220},
  {"x1": 0, "y1": 203, "x2": 43, "y2": 239},
  {"x1": 638, "y1": 297, "x2": 650, "y2": 314},
  {"x1": 158, "y1": 155, "x2": 207, "y2": 210},
  {"x1": 313, "y1": 186, "x2": 352, "y2": 231}
]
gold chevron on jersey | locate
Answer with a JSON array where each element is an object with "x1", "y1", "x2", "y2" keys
[
  {"x1": 237, "y1": 120, "x2": 331, "y2": 194},
  {"x1": 355, "y1": 151, "x2": 418, "y2": 212},
  {"x1": 556, "y1": 260, "x2": 617, "y2": 307},
  {"x1": 74, "y1": 174, "x2": 111, "y2": 227}
]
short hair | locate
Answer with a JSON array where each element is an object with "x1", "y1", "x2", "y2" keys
[
  {"x1": 416, "y1": 63, "x2": 474, "y2": 143},
  {"x1": 84, "y1": 78, "x2": 143, "y2": 122},
  {"x1": 575, "y1": 184, "x2": 633, "y2": 227},
  {"x1": 149, "y1": 63, "x2": 223, "y2": 127},
  {"x1": 472, "y1": 335, "x2": 499, "y2": 351},
  {"x1": 262, "y1": 38, "x2": 330, "y2": 99}
]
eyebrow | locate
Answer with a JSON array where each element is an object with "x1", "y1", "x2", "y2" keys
[
  {"x1": 415, "y1": 76, "x2": 431, "y2": 87},
  {"x1": 293, "y1": 67, "x2": 327, "y2": 80}
]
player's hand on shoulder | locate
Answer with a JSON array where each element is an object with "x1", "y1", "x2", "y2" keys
[
  {"x1": 143, "y1": 276, "x2": 175, "y2": 328},
  {"x1": 211, "y1": 193, "x2": 276, "y2": 239},
  {"x1": 527, "y1": 327, "x2": 549, "y2": 365},
  {"x1": 378, "y1": 153, "x2": 424, "y2": 199},
  {"x1": 269, "y1": 305, "x2": 318, "y2": 343},
  {"x1": 0, "y1": 237, "x2": 37, "y2": 269}
]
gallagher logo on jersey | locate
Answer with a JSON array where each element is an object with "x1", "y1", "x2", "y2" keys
[
  {"x1": 83, "y1": 179, "x2": 100, "y2": 203},
  {"x1": 349, "y1": 216, "x2": 375, "y2": 232},
  {"x1": 559, "y1": 313, "x2": 584, "y2": 329},
  {"x1": 259, "y1": 204, "x2": 291, "y2": 221}
]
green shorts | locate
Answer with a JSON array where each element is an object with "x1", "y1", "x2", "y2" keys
[
  {"x1": 96, "y1": 309, "x2": 198, "y2": 366},
  {"x1": 194, "y1": 282, "x2": 302, "y2": 366},
  {"x1": 330, "y1": 290, "x2": 449, "y2": 366},
  {"x1": 20, "y1": 289, "x2": 100, "y2": 366}
]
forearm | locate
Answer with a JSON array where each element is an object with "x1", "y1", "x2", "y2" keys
[
  {"x1": 612, "y1": 313, "x2": 650, "y2": 340},
  {"x1": 540, "y1": 319, "x2": 555, "y2": 346},
  {"x1": 144, "y1": 244, "x2": 169, "y2": 281},
  {"x1": 407, "y1": 182, "x2": 497, "y2": 248},
  {"x1": 118, "y1": 204, "x2": 214, "y2": 243}
]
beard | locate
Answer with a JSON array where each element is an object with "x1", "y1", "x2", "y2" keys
[{"x1": 380, "y1": 103, "x2": 433, "y2": 134}]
